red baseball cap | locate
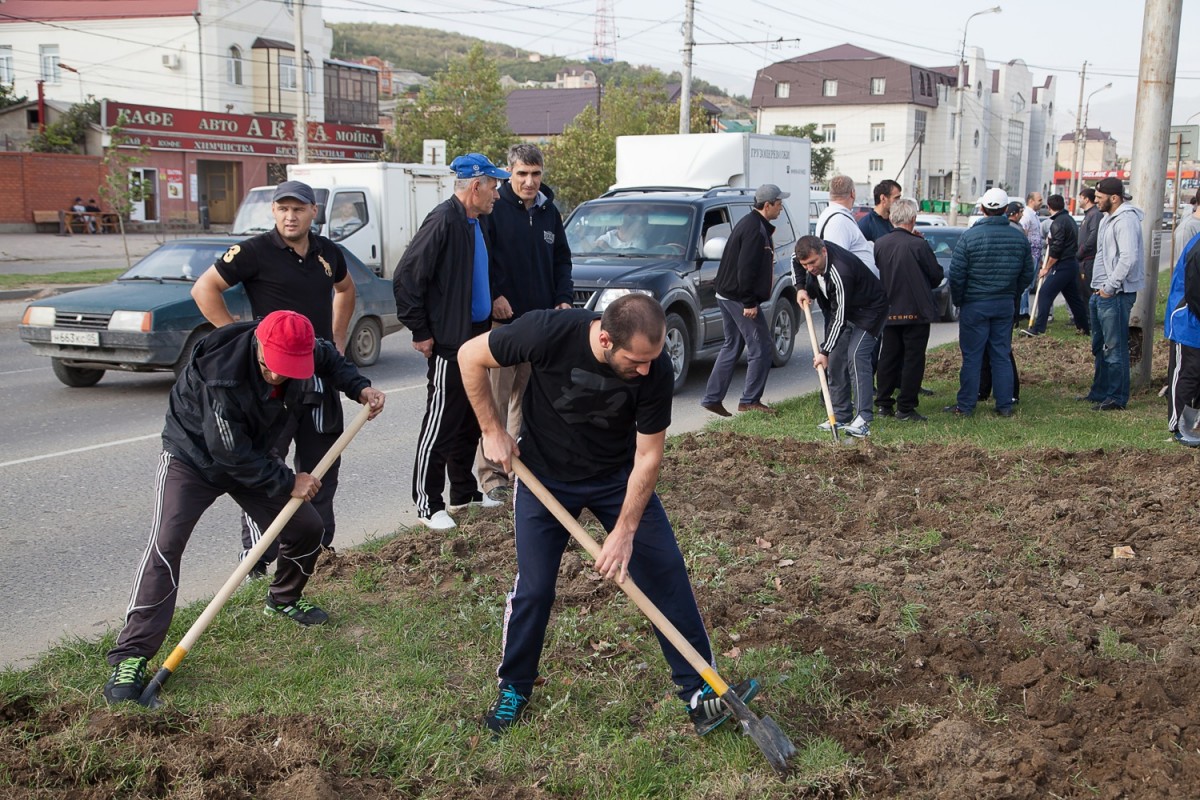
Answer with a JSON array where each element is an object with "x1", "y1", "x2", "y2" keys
[{"x1": 255, "y1": 310, "x2": 314, "y2": 379}]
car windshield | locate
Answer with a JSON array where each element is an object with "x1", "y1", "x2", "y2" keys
[
  {"x1": 922, "y1": 230, "x2": 964, "y2": 259},
  {"x1": 118, "y1": 241, "x2": 235, "y2": 281},
  {"x1": 566, "y1": 202, "x2": 695, "y2": 257}
]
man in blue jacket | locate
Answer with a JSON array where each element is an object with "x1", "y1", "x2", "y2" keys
[
  {"x1": 700, "y1": 183, "x2": 788, "y2": 417},
  {"x1": 477, "y1": 144, "x2": 574, "y2": 502},
  {"x1": 1165, "y1": 231, "x2": 1200, "y2": 445},
  {"x1": 946, "y1": 188, "x2": 1034, "y2": 417}
]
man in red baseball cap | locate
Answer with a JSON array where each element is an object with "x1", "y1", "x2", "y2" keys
[{"x1": 101, "y1": 311, "x2": 385, "y2": 705}]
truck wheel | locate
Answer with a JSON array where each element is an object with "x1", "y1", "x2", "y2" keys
[
  {"x1": 664, "y1": 312, "x2": 691, "y2": 394},
  {"x1": 770, "y1": 299, "x2": 798, "y2": 367},
  {"x1": 51, "y1": 359, "x2": 104, "y2": 387},
  {"x1": 349, "y1": 317, "x2": 383, "y2": 367}
]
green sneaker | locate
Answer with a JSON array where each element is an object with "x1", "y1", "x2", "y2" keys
[
  {"x1": 103, "y1": 656, "x2": 148, "y2": 705},
  {"x1": 483, "y1": 684, "x2": 529, "y2": 735},
  {"x1": 264, "y1": 596, "x2": 329, "y2": 626},
  {"x1": 687, "y1": 678, "x2": 761, "y2": 736}
]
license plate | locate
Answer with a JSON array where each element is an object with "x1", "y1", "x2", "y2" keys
[{"x1": 51, "y1": 330, "x2": 100, "y2": 346}]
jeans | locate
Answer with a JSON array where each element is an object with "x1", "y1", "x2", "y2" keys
[
  {"x1": 957, "y1": 298, "x2": 1016, "y2": 413},
  {"x1": 702, "y1": 297, "x2": 773, "y2": 406},
  {"x1": 1087, "y1": 291, "x2": 1136, "y2": 407}
]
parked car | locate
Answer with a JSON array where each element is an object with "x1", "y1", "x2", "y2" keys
[
  {"x1": 918, "y1": 226, "x2": 970, "y2": 322},
  {"x1": 808, "y1": 190, "x2": 830, "y2": 234},
  {"x1": 914, "y1": 214, "x2": 947, "y2": 227},
  {"x1": 564, "y1": 187, "x2": 800, "y2": 393},
  {"x1": 19, "y1": 237, "x2": 403, "y2": 387}
]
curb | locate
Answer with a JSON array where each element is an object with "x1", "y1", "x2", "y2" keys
[{"x1": 0, "y1": 285, "x2": 99, "y2": 302}]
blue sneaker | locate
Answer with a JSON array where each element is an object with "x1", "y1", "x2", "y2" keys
[
  {"x1": 484, "y1": 684, "x2": 529, "y2": 734},
  {"x1": 687, "y1": 678, "x2": 760, "y2": 735}
]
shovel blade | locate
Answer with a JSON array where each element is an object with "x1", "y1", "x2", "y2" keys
[{"x1": 722, "y1": 689, "x2": 796, "y2": 777}]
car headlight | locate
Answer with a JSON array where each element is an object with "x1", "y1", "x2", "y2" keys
[
  {"x1": 108, "y1": 310, "x2": 151, "y2": 332},
  {"x1": 594, "y1": 288, "x2": 652, "y2": 312},
  {"x1": 22, "y1": 306, "x2": 55, "y2": 327}
]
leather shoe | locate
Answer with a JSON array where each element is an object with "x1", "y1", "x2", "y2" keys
[
  {"x1": 701, "y1": 401, "x2": 732, "y2": 417},
  {"x1": 942, "y1": 405, "x2": 972, "y2": 416},
  {"x1": 737, "y1": 401, "x2": 778, "y2": 415},
  {"x1": 1074, "y1": 394, "x2": 1100, "y2": 402},
  {"x1": 1092, "y1": 400, "x2": 1126, "y2": 411},
  {"x1": 994, "y1": 408, "x2": 1014, "y2": 418}
]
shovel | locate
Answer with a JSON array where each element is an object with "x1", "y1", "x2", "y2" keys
[
  {"x1": 510, "y1": 456, "x2": 796, "y2": 777},
  {"x1": 800, "y1": 298, "x2": 840, "y2": 443},
  {"x1": 137, "y1": 403, "x2": 373, "y2": 708},
  {"x1": 1027, "y1": 248, "x2": 1051, "y2": 330}
]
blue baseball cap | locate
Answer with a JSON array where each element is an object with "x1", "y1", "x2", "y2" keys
[
  {"x1": 272, "y1": 180, "x2": 316, "y2": 204},
  {"x1": 449, "y1": 153, "x2": 511, "y2": 180}
]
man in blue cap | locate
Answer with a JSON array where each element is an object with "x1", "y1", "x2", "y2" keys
[{"x1": 394, "y1": 153, "x2": 511, "y2": 530}]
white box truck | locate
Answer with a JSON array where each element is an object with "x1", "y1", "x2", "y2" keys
[
  {"x1": 231, "y1": 162, "x2": 457, "y2": 277},
  {"x1": 612, "y1": 133, "x2": 812, "y2": 229}
]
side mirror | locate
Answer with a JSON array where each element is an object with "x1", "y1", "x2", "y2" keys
[
  {"x1": 702, "y1": 237, "x2": 727, "y2": 261},
  {"x1": 313, "y1": 204, "x2": 327, "y2": 232}
]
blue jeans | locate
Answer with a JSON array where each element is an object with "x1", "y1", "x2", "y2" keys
[
  {"x1": 702, "y1": 297, "x2": 773, "y2": 406},
  {"x1": 957, "y1": 298, "x2": 1016, "y2": 413},
  {"x1": 1087, "y1": 291, "x2": 1136, "y2": 407}
]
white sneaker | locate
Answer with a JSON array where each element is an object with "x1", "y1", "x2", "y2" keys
[
  {"x1": 843, "y1": 415, "x2": 870, "y2": 438},
  {"x1": 418, "y1": 509, "x2": 457, "y2": 530},
  {"x1": 817, "y1": 420, "x2": 847, "y2": 432},
  {"x1": 448, "y1": 492, "x2": 502, "y2": 513}
]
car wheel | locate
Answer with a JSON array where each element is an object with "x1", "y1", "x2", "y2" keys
[
  {"x1": 173, "y1": 328, "x2": 213, "y2": 379},
  {"x1": 51, "y1": 359, "x2": 104, "y2": 387},
  {"x1": 664, "y1": 312, "x2": 691, "y2": 394},
  {"x1": 349, "y1": 317, "x2": 382, "y2": 367},
  {"x1": 770, "y1": 299, "x2": 798, "y2": 367}
]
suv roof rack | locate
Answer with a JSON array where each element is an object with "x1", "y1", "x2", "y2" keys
[
  {"x1": 702, "y1": 186, "x2": 756, "y2": 199},
  {"x1": 599, "y1": 186, "x2": 706, "y2": 197}
]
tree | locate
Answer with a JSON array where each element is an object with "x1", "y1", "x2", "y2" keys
[
  {"x1": 98, "y1": 114, "x2": 151, "y2": 268},
  {"x1": 547, "y1": 80, "x2": 709, "y2": 209},
  {"x1": 0, "y1": 83, "x2": 26, "y2": 110},
  {"x1": 772, "y1": 123, "x2": 835, "y2": 186},
  {"x1": 28, "y1": 100, "x2": 100, "y2": 154},
  {"x1": 387, "y1": 44, "x2": 514, "y2": 165}
]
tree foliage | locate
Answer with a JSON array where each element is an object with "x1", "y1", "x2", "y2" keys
[
  {"x1": 0, "y1": 83, "x2": 26, "y2": 110},
  {"x1": 772, "y1": 123, "x2": 835, "y2": 186},
  {"x1": 387, "y1": 45, "x2": 514, "y2": 165},
  {"x1": 28, "y1": 100, "x2": 100, "y2": 154},
  {"x1": 98, "y1": 114, "x2": 151, "y2": 268},
  {"x1": 546, "y1": 80, "x2": 710, "y2": 210}
]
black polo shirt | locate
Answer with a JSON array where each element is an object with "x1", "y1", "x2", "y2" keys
[{"x1": 213, "y1": 229, "x2": 347, "y2": 339}]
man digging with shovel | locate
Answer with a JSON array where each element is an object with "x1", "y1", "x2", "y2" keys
[
  {"x1": 102, "y1": 310, "x2": 385, "y2": 705},
  {"x1": 458, "y1": 294, "x2": 761, "y2": 737}
]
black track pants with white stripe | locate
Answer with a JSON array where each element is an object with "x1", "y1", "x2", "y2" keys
[
  {"x1": 1168, "y1": 341, "x2": 1200, "y2": 432},
  {"x1": 412, "y1": 353, "x2": 483, "y2": 517},
  {"x1": 107, "y1": 453, "x2": 324, "y2": 664}
]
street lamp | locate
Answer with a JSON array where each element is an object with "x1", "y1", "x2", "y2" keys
[
  {"x1": 1072, "y1": 82, "x2": 1113, "y2": 203},
  {"x1": 57, "y1": 62, "x2": 84, "y2": 104},
  {"x1": 948, "y1": 6, "x2": 1001, "y2": 226}
]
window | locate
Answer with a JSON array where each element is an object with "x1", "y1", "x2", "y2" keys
[
  {"x1": 870, "y1": 77, "x2": 886, "y2": 95},
  {"x1": 305, "y1": 56, "x2": 315, "y2": 94},
  {"x1": 40, "y1": 45, "x2": 61, "y2": 84},
  {"x1": 280, "y1": 55, "x2": 297, "y2": 90},
  {"x1": 0, "y1": 47, "x2": 13, "y2": 84},
  {"x1": 869, "y1": 159, "x2": 883, "y2": 171},
  {"x1": 914, "y1": 110, "x2": 927, "y2": 144},
  {"x1": 821, "y1": 124, "x2": 836, "y2": 144},
  {"x1": 774, "y1": 81, "x2": 790, "y2": 99},
  {"x1": 973, "y1": 129, "x2": 980, "y2": 148},
  {"x1": 870, "y1": 123, "x2": 885, "y2": 143},
  {"x1": 822, "y1": 79, "x2": 838, "y2": 97},
  {"x1": 227, "y1": 46, "x2": 243, "y2": 85},
  {"x1": 328, "y1": 191, "x2": 367, "y2": 241}
]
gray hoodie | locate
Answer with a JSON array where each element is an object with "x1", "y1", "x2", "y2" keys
[{"x1": 1093, "y1": 202, "x2": 1145, "y2": 295}]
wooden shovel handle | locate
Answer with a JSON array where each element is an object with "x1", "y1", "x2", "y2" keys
[{"x1": 800, "y1": 298, "x2": 840, "y2": 436}]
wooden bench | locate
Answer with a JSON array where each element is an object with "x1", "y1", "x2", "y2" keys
[
  {"x1": 32, "y1": 210, "x2": 63, "y2": 234},
  {"x1": 98, "y1": 213, "x2": 120, "y2": 233}
]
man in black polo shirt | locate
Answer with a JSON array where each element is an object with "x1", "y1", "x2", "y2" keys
[{"x1": 192, "y1": 180, "x2": 355, "y2": 576}]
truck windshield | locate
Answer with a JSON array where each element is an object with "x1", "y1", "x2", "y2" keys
[
  {"x1": 231, "y1": 187, "x2": 329, "y2": 235},
  {"x1": 566, "y1": 202, "x2": 695, "y2": 257}
]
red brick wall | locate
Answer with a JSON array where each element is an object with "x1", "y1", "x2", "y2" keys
[{"x1": 0, "y1": 153, "x2": 106, "y2": 225}]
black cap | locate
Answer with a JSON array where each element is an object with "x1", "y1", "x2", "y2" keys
[
  {"x1": 272, "y1": 180, "x2": 316, "y2": 204},
  {"x1": 1095, "y1": 177, "x2": 1131, "y2": 201}
]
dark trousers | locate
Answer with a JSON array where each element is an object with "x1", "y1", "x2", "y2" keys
[
  {"x1": 957, "y1": 298, "x2": 1016, "y2": 413},
  {"x1": 413, "y1": 352, "x2": 483, "y2": 517},
  {"x1": 1032, "y1": 262, "x2": 1089, "y2": 334},
  {"x1": 876, "y1": 324, "x2": 931, "y2": 414},
  {"x1": 241, "y1": 407, "x2": 340, "y2": 567},
  {"x1": 108, "y1": 453, "x2": 323, "y2": 664},
  {"x1": 498, "y1": 466, "x2": 713, "y2": 701},
  {"x1": 979, "y1": 349, "x2": 1021, "y2": 403},
  {"x1": 1167, "y1": 340, "x2": 1200, "y2": 432},
  {"x1": 702, "y1": 297, "x2": 773, "y2": 406},
  {"x1": 1078, "y1": 259, "x2": 1095, "y2": 310}
]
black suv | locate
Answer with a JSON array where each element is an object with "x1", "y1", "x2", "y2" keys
[{"x1": 564, "y1": 187, "x2": 800, "y2": 393}]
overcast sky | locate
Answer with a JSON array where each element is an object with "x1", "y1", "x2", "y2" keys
[{"x1": 323, "y1": 0, "x2": 1200, "y2": 157}]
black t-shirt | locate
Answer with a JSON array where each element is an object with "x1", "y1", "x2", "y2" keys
[
  {"x1": 214, "y1": 229, "x2": 347, "y2": 339},
  {"x1": 488, "y1": 309, "x2": 673, "y2": 481}
]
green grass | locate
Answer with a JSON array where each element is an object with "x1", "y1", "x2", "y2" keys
[{"x1": 0, "y1": 268, "x2": 125, "y2": 289}]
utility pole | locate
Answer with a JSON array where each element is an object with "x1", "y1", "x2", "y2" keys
[
  {"x1": 1129, "y1": 0, "x2": 1182, "y2": 389},
  {"x1": 678, "y1": 0, "x2": 694, "y2": 134},
  {"x1": 1070, "y1": 62, "x2": 1086, "y2": 209},
  {"x1": 193, "y1": 12, "x2": 205, "y2": 111},
  {"x1": 294, "y1": 0, "x2": 308, "y2": 163}
]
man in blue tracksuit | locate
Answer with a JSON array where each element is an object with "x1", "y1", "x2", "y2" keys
[{"x1": 1165, "y1": 231, "x2": 1200, "y2": 444}]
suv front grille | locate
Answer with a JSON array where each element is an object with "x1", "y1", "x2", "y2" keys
[
  {"x1": 54, "y1": 311, "x2": 111, "y2": 330},
  {"x1": 572, "y1": 290, "x2": 596, "y2": 308}
]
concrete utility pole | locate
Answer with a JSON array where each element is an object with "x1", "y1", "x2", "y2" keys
[
  {"x1": 678, "y1": 0, "x2": 694, "y2": 134},
  {"x1": 1070, "y1": 63, "x2": 1086, "y2": 208},
  {"x1": 294, "y1": 0, "x2": 308, "y2": 163},
  {"x1": 1129, "y1": 0, "x2": 1181, "y2": 389}
]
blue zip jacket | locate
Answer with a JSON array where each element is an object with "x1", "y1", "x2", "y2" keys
[
  {"x1": 1165, "y1": 232, "x2": 1200, "y2": 348},
  {"x1": 483, "y1": 181, "x2": 574, "y2": 319}
]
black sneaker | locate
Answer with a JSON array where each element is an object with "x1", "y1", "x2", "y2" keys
[
  {"x1": 895, "y1": 410, "x2": 928, "y2": 422},
  {"x1": 875, "y1": 405, "x2": 895, "y2": 417},
  {"x1": 688, "y1": 678, "x2": 760, "y2": 736},
  {"x1": 103, "y1": 656, "x2": 148, "y2": 705},
  {"x1": 484, "y1": 684, "x2": 529, "y2": 734},
  {"x1": 264, "y1": 596, "x2": 329, "y2": 626}
]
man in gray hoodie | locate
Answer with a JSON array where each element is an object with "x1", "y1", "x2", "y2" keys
[{"x1": 1085, "y1": 177, "x2": 1145, "y2": 411}]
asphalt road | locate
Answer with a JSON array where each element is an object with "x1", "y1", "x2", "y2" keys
[{"x1": 0, "y1": 294, "x2": 964, "y2": 668}]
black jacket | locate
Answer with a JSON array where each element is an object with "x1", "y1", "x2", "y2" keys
[
  {"x1": 483, "y1": 182, "x2": 574, "y2": 319},
  {"x1": 874, "y1": 228, "x2": 944, "y2": 325},
  {"x1": 393, "y1": 196, "x2": 490, "y2": 358},
  {"x1": 714, "y1": 209, "x2": 775, "y2": 306},
  {"x1": 162, "y1": 322, "x2": 370, "y2": 497},
  {"x1": 1077, "y1": 205, "x2": 1101, "y2": 265},
  {"x1": 802, "y1": 241, "x2": 889, "y2": 353},
  {"x1": 1046, "y1": 209, "x2": 1080, "y2": 266}
]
